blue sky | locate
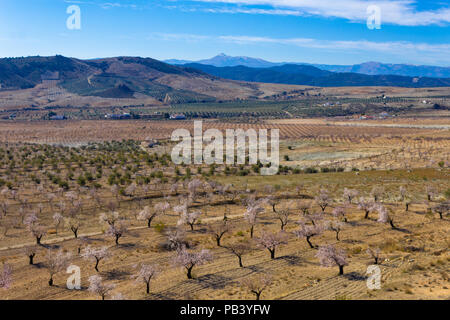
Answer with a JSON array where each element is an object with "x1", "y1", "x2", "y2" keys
[{"x1": 0, "y1": 0, "x2": 449, "y2": 65}]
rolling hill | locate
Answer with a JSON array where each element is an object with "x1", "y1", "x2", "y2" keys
[
  {"x1": 0, "y1": 56, "x2": 225, "y2": 103},
  {"x1": 183, "y1": 63, "x2": 450, "y2": 88},
  {"x1": 0, "y1": 55, "x2": 449, "y2": 111},
  {"x1": 166, "y1": 53, "x2": 450, "y2": 78}
]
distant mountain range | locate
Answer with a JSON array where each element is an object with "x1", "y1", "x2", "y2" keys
[
  {"x1": 0, "y1": 55, "x2": 449, "y2": 107},
  {"x1": 183, "y1": 63, "x2": 450, "y2": 88},
  {"x1": 166, "y1": 53, "x2": 450, "y2": 78},
  {"x1": 166, "y1": 53, "x2": 278, "y2": 68}
]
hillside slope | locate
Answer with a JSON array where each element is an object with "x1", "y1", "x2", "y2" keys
[
  {"x1": 184, "y1": 63, "x2": 450, "y2": 88},
  {"x1": 0, "y1": 56, "x2": 264, "y2": 104}
]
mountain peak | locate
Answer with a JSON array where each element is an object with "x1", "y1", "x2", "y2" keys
[{"x1": 164, "y1": 55, "x2": 450, "y2": 78}]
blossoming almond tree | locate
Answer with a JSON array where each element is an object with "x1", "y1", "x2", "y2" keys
[
  {"x1": 107, "y1": 221, "x2": 128, "y2": 245},
  {"x1": 187, "y1": 179, "x2": 204, "y2": 202},
  {"x1": 294, "y1": 221, "x2": 323, "y2": 249},
  {"x1": 256, "y1": 231, "x2": 288, "y2": 259},
  {"x1": 132, "y1": 263, "x2": 160, "y2": 294},
  {"x1": 274, "y1": 201, "x2": 293, "y2": 231},
  {"x1": 325, "y1": 220, "x2": 345, "y2": 241},
  {"x1": 433, "y1": 201, "x2": 449, "y2": 219},
  {"x1": 24, "y1": 246, "x2": 37, "y2": 265},
  {"x1": 99, "y1": 211, "x2": 121, "y2": 226},
  {"x1": 24, "y1": 212, "x2": 46, "y2": 244},
  {"x1": 208, "y1": 222, "x2": 229, "y2": 247},
  {"x1": 178, "y1": 210, "x2": 202, "y2": 231},
  {"x1": 66, "y1": 217, "x2": 81, "y2": 238},
  {"x1": 376, "y1": 204, "x2": 396, "y2": 229},
  {"x1": 138, "y1": 202, "x2": 170, "y2": 228},
  {"x1": 244, "y1": 202, "x2": 265, "y2": 238},
  {"x1": 316, "y1": 244, "x2": 348, "y2": 275},
  {"x1": 240, "y1": 273, "x2": 272, "y2": 301},
  {"x1": 315, "y1": 188, "x2": 332, "y2": 212},
  {"x1": 343, "y1": 188, "x2": 359, "y2": 204},
  {"x1": 81, "y1": 246, "x2": 111, "y2": 272},
  {"x1": 332, "y1": 206, "x2": 348, "y2": 223},
  {"x1": 357, "y1": 197, "x2": 375, "y2": 219},
  {"x1": 0, "y1": 263, "x2": 12, "y2": 289},
  {"x1": 88, "y1": 275, "x2": 115, "y2": 300},
  {"x1": 367, "y1": 247, "x2": 383, "y2": 265},
  {"x1": 45, "y1": 249, "x2": 71, "y2": 286},
  {"x1": 227, "y1": 242, "x2": 251, "y2": 268},
  {"x1": 52, "y1": 212, "x2": 63, "y2": 235},
  {"x1": 172, "y1": 246, "x2": 213, "y2": 279},
  {"x1": 166, "y1": 227, "x2": 187, "y2": 250}
]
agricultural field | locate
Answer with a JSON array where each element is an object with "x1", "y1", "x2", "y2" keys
[{"x1": 0, "y1": 115, "x2": 448, "y2": 300}]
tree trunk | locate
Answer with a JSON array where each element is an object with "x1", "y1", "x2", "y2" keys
[
  {"x1": 187, "y1": 266, "x2": 193, "y2": 279},
  {"x1": 250, "y1": 225, "x2": 254, "y2": 238},
  {"x1": 255, "y1": 292, "x2": 261, "y2": 301},
  {"x1": 216, "y1": 237, "x2": 221, "y2": 247},
  {"x1": 439, "y1": 213, "x2": 443, "y2": 219},
  {"x1": 95, "y1": 259, "x2": 100, "y2": 272},
  {"x1": 339, "y1": 265, "x2": 344, "y2": 275},
  {"x1": 269, "y1": 248, "x2": 275, "y2": 259},
  {"x1": 49, "y1": 276, "x2": 53, "y2": 286},
  {"x1": 306, "y1": 236, "x2": 314, "y2": 248},
  {"x1": 336, "y1": 231, "x2": 340, "y2": 241},
  {"x1": 146, "y1": 282, "x2": 150, "y2": 294},
  {"x1": 364, "y1": 210, "x2": 370, "y2": 219},
  {"x1": 405, "y1": 203, "x2": 409, "y2": 211},
  {"x1": 29, "y1": 255, "x2": 34, "y2": 265},
  {"x1": 115, "y1": 235, "x2": 120, "y2": 245},
  {"x1": 389, "y1": 219, "x2": 396, "y2": 229},
  {"x1": 238, "y1": 256, "x2": 243, "y2": 268},
  {"x1": 36, "y1": 236, "x2": 42, "y2": 245}
]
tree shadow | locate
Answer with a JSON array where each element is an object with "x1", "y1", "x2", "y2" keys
[
  {"x1": 245, "y1": 265, "x2": 263, "y2": 273},
  {"x1": 341, "y1": 239, "x2": 363, "y2": 244},
  {"x1": 195, "y1": 273, "x2": 231, "y2": 290},
  {"x1": 190, "y1": 227, "x2": 208, "y2": 234},
  {"x1": 343, "y1": 272, "x2": 367, "y2": 281},
  {"x1": 144, "y1": 292, "x2": 176, "y2": 300},
  {"x1": 31, "y1": 262, "x2": 45, "y2": 269},
  {"x1": 117, "y1": 242, "x2": 140, "y2": 249},
  {"x1": 277, "y1": 255, "x2": 303, "y2": 266},
  {"x1": 392, "y1": 227, "x2": 411, "y2": 234},
  {"x1": 40, "y1": 243, "x2": 61, "y2": 249},
  {"x1": 102, "y1": 269, "x2": 131, "y2": 281},
  {"x1": 85, "y1": 237, "x2": 106, "y2": 242}
]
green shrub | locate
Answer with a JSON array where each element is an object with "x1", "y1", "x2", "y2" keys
[{"x1": 154, "y1": 223, "x2": 166, "y2": 233}]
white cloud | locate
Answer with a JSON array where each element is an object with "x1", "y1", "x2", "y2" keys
[
  {"x1": 190, "y1": 0, "x2": 450, "y2": 26},
  {"x1": 219, "y1": 35, "x2": 450, "y2": 54},
  {"x1": 150, "y1": 32, "x2": 450, "y2": 63},
  {"x1": 148, "y1": 32, "x2": 211, "y2": 42}
]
